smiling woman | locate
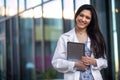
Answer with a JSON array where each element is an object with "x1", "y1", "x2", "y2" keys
[
  {"x1": 52, "y1": 4, "x2": 108, "y2": 80},
  {"x1": 1, "y1": 0, "x2": 115, "y2": 80}
]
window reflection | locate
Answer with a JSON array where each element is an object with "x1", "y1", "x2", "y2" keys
[
  {"x1": 34, "y1": 6, "x2": 43, "y2": 72},
  {"x1": 6, "y1": 0, "x2": 17, "y2": 16},
  {"x1": 43, "y1": 0, "x2": 63, "y2": 78},
  {"x1": 19, "y1": 0, "x2": 25, "y2": 12},
  {"x1": 33, "y1": 7, "x2": 42, "y2": 18},
  {"x1": 19, "y1": 9, "x2": 34, "y2": 18},
  {"x1": 0, "y1": 0, "x2": 5, "y2": 18},
  {"x1": 6, "y1": 19, "x2": 12, "y2": 80},
  {"x1": 63, "y1": 0, "x2": 74, "y2": 19},
  {"x1": 63, "y1": 0, "x2": 74, "y2": 32},
  {"x1": 19, "y1": 10, "x2": 35, "y2": 80},
  {"x1": 75, "y1": 0, "x2": 90, "y2": 11},
  {"x1": 0, "y1": 23, "x2": 4, "y2": 34},
  {"x1": 26, "y1": 0, "x2": 41, "y2": 9},
  {"x1": 11, "y1": 16, "x2": 20, "y2": 80},
  {"x1": 43, "y1": 0, "x2": 62, "y2": 18},
  {"x1": 0, "y1": 40, "x2": 5, "y2": 80}
]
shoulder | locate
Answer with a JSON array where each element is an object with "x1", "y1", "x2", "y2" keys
[
  {"x1": 58, "y1": 28, "x2": 75, "y2": 42},
  {"x1": 61, "y1": 28, "x2": 75, "y2": 38}
]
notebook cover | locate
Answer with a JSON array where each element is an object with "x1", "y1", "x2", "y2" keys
[{"x1": 67, "y1": 42, "x2": 85, "y2": 61}]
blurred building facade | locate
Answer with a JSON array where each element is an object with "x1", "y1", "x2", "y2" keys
[{"x1": 0, "y1": 0, "x2": 120, "y2": 80}]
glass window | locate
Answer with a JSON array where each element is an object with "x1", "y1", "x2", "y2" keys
[
  {"x1": 26, "y1": 0, "x2": 41, "y2": 9},
  {"x1": 43, "y1": 0, "x2": 62, "y2": 18},
  {"x1": 43, "y1": 0, "x2": 62, "y2": 55},
  {"x1": 11, "y1": 16, "x2": 20, "y2": 80},
  {"x1": 0, "y1": 22, "x2": 5, "y2": 80},
  {"x1": 34, "y1": 16, "x2": 43, "y2": 75},
  {"x1": 0, "y1": 0, "x2": 5, "y2": 19},
  {"x1": 33, "y1": 7, "x2": 42, "y2": 18},
  {"x1": 34, "y1": 6, "x2": 43, "y2": 75},
  {"x1": 75, "y1": 0, "x2": 90, "y2": 11},
  {"x1": 43, "y1": 0, "x2": 50, "y2": 2},
  {"x1": 0, "y1": 40, "x2": 5, "y2": 80},
  {"x1": 6, "y1": 0, "x2": 17, "y2": 16},
  {"x1": 63, "y1": 0, "x2": 74, "y2": 32},
  {"x1": 0, "y1": 22, "x2": 4, "y2": 34},
  {"x1": 19, "y1": 0, "x2": 25, "y2": 12},
  {"x1": 19, "y1": 9, "x2": 35, "y2": 80},
  {"x1": 42, "y1": 0, "x2": 63, "y2": 79},
  {"x1": 63, "y1": 0, "x2": 74, "y2": 19},
  {"x1": 6, "y1": 19, "x2": 13, "y2": 80}
]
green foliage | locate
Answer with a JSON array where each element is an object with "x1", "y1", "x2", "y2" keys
[{"x1": 36, "y1": 68, "x2": 59, "y2": 79}]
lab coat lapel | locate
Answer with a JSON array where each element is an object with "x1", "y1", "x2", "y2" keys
[{"x1": 65, "y1": 28, "x2": 77, "y2": 42}]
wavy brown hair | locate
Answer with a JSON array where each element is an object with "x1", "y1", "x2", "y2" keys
[{"x1": 75, "y1": 4, "x2": 106, "y2": 58}]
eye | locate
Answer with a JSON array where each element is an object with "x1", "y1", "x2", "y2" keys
[
  {"x1": 79, "y1": 14, "x2": 84, "y2": 17},
  {"x1": 86, "y1": 16, "x2": 91, "y2": 20}
]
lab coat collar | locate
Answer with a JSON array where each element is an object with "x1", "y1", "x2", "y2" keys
[
  {"x1": 64, "y1": 28, "x2": 90, "y2": 42},
  {"x1": 64, "y1": 28, "x2": 76, "y2": 42}
]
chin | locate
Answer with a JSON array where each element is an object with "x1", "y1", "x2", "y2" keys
[{"x1": 78, "y1": 26, "x2": 86, "y2": 29}]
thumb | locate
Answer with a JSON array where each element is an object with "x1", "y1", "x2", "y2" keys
[{"x1": 84, "y1": 54, "x2": 89, "y2": 57}]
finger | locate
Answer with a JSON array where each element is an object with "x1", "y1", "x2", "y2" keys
[
  {"x1": 85, "y1": 68, "x2": 87, "y2": 71},
  {"x1": 84, "y1": 62, "x2": 90, "y2": 66},
  {"x1": 82, "y1": 56, "x2": 86, "y2": 59},
  {"x1": 83, "y1": 60, "x2": 90, "y2": 65},
  {"x1": 85, "y1": 54, "x2": 90, "y2": 58},
  {"x1": 84, "y1": 54, "x2": 87, "y2": 57}
]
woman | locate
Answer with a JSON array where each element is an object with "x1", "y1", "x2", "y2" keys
[{"x1": 52, "y1": 4, "x2": 108, "y2": 80}]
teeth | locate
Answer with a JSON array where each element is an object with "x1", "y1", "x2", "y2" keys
[{"x1": 81, "y1": 22, "x2": 84, "y2": 24}]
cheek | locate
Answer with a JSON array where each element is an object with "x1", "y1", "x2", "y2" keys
[
  {"x1": 87, "y1": 20, "x2": 91, "y2": 24},
  {"x1": 76, "y1": 17, "x2": 78, "y2": 21},
  {"x1": 76, "y1": 17, "x2": 81, "y2": 22},
  {"x1": 76, "y1": 16, "x2": 81, "y2": 20},
  {"x1": 75, "y1": 18, "x2": 79, "y2": 23}
]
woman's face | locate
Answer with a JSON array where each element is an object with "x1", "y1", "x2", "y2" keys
[{"x1": 76, "y1": 9, "x2": 92, "y2": 30}]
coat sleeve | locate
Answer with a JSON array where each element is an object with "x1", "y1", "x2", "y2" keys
[
  {"x1": 91, "y1": 55, "x2": 108, "y2": 70},
  {"x1": 51, "y1": 35, "x2": 76, "y2": 73}
]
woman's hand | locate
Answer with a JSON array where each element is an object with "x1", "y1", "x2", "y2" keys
[
  {"x1": 81, "y1": 55, "x2": 97, "y2": 66},
  {"x1": 75, "y1": 60, "x2": 88, "y2": 71}
]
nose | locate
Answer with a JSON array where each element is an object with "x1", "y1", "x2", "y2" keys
[{"x1": 81, "y1": 17, "x2": 86, "y2": 21}]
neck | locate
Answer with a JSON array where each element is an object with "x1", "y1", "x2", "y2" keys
[{"x1": 75, "y1": 27, "x2": 87, "y2": 35}]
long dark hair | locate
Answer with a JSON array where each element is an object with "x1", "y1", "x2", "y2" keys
[{"x1": 75, "y1": 4, "x2": 106, "y2": 58}]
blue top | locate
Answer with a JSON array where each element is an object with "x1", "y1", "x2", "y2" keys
[{"x1": 80, "y1": 40, "x2": 94, "y2": 80}]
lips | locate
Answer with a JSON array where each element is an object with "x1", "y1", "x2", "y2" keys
[{"x1": 78, "y1": 21, "x2": 86, "y2": 26}]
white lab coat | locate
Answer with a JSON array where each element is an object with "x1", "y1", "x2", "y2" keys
[{"x1": 52, "y1": 28, "x2": 108, "y2": 80}]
